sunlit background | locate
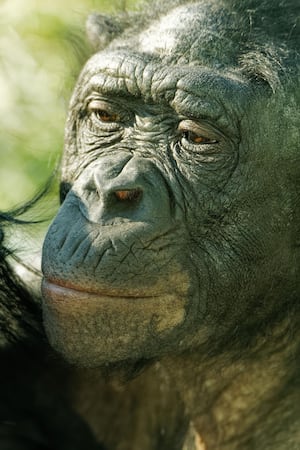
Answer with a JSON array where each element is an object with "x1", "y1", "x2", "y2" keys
[{"x1": 0, "y1": 0, "x2": 137, "y2": 209}]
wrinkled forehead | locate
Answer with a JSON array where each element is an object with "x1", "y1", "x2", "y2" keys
[
  {"x1": 79, "y1": 50, "x2": 248, "y2": 107},
  {"x1": 73, "y1": 49, "x2": 251, "y2": 135},
  {"x1": 74, "y1": 3, "x2": 252, "y2": 113}
]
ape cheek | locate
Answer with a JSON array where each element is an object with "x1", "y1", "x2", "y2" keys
[{"x1": 42, "y1": 282, "x2": 188, "y2": 366}]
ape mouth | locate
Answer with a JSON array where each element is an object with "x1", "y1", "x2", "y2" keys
[
  {"x1": 42, "y1": 278, "x2": 160, "y2": 300},
  {"x1": 41, "y1": 278, "x2": 187, "y2": 339}
]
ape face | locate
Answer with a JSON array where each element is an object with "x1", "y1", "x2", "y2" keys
[{"x1": 41, "y1": 2, "x2": 298, "y2": 367}]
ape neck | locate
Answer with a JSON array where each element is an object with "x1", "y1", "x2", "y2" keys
[
  {"x1": 163, "y1": 317, "x2": 299, "y2": 450},
  {"x1": 66, "y1": 315, "x2": 298, "y2": 450}
]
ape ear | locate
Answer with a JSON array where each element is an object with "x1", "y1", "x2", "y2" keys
[{"x1": 86, "y1": 13, "x2": 125, "y2": 50}]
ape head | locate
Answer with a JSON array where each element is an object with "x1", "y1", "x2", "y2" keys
[{"x1": 41, "y1": 0, "x2": 300, "y2": 367}]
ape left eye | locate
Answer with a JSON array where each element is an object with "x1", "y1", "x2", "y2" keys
[
  {"x1": 182, "y1": 131, "x2": 218, "y2": 145},
  {"x1": 178, "y1": 119, "x2": 219, "y2": 146}
]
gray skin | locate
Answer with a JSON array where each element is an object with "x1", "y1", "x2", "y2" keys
[{"x1": 41, "y1": 1, "x2": 300, "y2": 449}]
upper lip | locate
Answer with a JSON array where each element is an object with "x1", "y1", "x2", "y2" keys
[{"x1": 42, "y1": 278, "x2": 160, "y2": 299}]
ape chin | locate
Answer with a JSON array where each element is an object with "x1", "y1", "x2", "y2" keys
[{"x1": 41, "y1": 278, "x2": 192, "y2": 367}]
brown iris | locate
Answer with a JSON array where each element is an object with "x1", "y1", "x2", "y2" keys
[
  {"x1": 114, "y1": 189, "x2": 142, "y2": 202},
  {"x1": 95, "y1": 110, "x2": 119, "y2": 122},
  {"x1": 184, "y1": 131, "x2": 217, "y2": 145}
]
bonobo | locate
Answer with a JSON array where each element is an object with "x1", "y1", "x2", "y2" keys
[{"x1": 41, "y1": 0, "x2": 300, "y2": 449}]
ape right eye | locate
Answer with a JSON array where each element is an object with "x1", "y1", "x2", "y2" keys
[
  {"x1": 94, "y1": 109, "x2": 120, "y2": 123},
  {"x1": 87, "y1": 100, "x2": 121, "y2": 123}
]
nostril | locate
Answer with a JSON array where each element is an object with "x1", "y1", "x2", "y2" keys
[{"x1": 114, "y1": 188, "x2": 143, "y2": 203}]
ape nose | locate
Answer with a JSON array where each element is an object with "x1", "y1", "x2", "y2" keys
[
  {"x1": 77, "y1": 155, "x2": 171, "y2": 225},
  {"x1": 92, "y1": 159, "x2": 144, "y2": 212}
]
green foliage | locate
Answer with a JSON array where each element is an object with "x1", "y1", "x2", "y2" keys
[{"x1": 0, "y1": 0, "x2": 137, "y2": 209}]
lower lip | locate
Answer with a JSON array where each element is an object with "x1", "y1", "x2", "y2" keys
[
  {"x1": 41, "y1": 279, "x2": 156, "y2": 302},
  {"x1": 41, "y1": 279, "x2": 186, "y2": 335}
]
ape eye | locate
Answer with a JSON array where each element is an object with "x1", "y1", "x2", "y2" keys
[
  {"x1": 178, "y1": 119, "x2": 220, "y2": 147},
  {"x1": 87, "y1": 100, "x2": 121, "y2": 123},
  {"x1": 95, "y1": 110, "x2": 120, "y2": 123},
  {"x1": 182, "y1": 130, "x2": 218, "y2": 145}
]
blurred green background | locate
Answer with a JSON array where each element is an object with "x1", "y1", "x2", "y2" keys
[{"x1": 0, "y1": 0, "x2": 137, "y2": 210}]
